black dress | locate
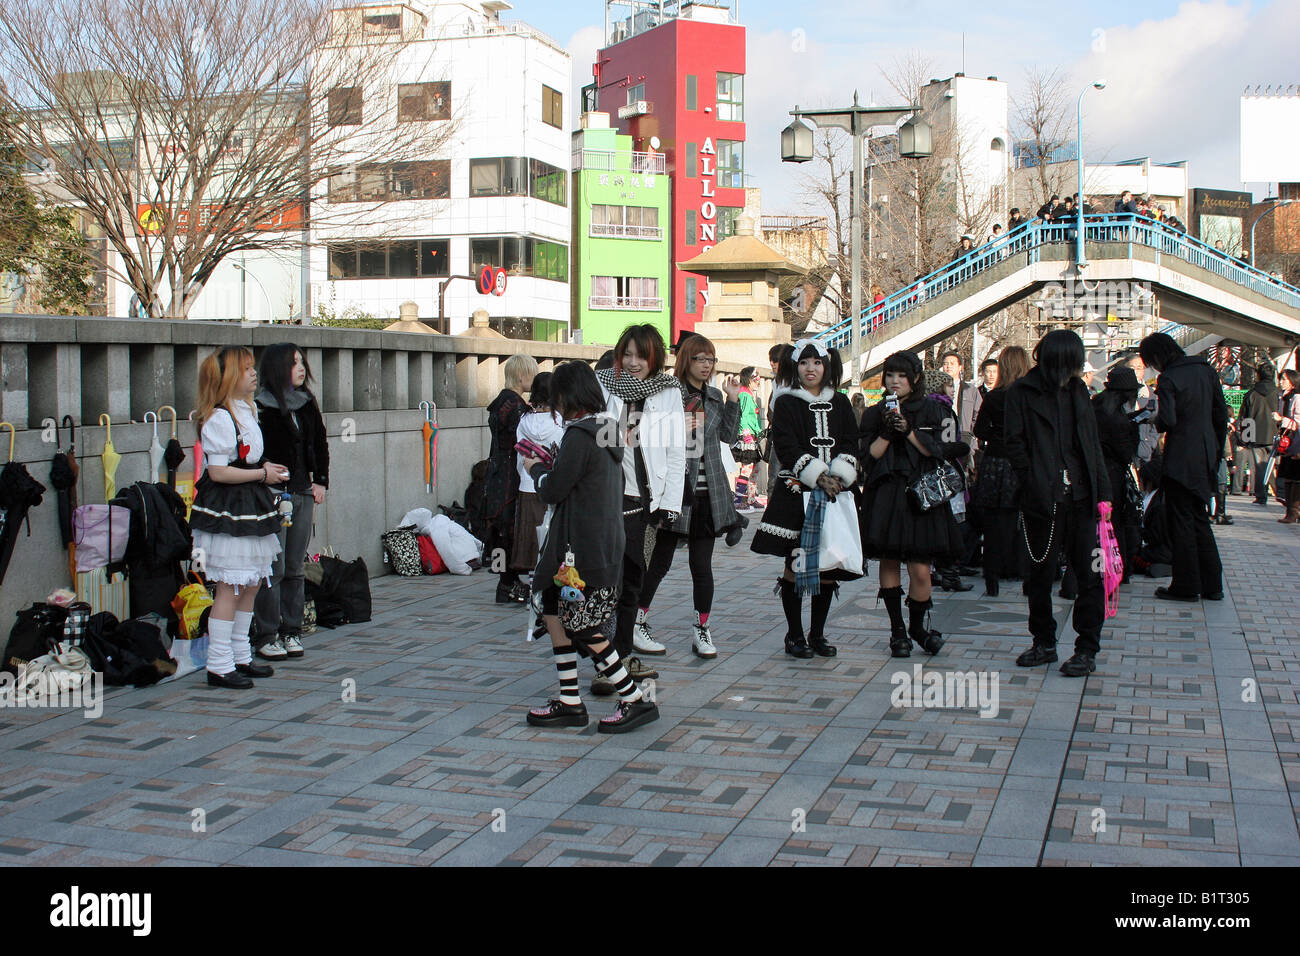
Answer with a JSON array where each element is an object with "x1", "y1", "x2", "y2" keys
[
  {"x1": 750, "y1": 386, "x2": 861, "y2": 580},
  {"x1": 858, "y1": 394, "x2": 968, "y2": 562}
]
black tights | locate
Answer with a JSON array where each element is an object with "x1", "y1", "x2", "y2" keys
[{"x1": 640, "y1": 530, "x2": 716, "y2": 613}]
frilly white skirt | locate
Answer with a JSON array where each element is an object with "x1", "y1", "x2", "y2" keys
[{"x1": 192, "y1": 529, "x2": 282, "y2": 587}]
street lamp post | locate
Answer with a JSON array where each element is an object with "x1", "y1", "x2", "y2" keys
[
  {"x1": 233, "y1": 261, "x2": 275, "y2": 323},
  {"x1": 782, "y1": 94, "x2": 931, "y2": 383},
  {"x1": 1076, "y1": 80, "x2": 1106, "y2": 271},
  {"x1": 1250, "y1": 198, "x2": 1296, "y2": 269}
]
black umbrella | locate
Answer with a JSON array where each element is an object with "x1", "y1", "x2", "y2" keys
[
  {"x1": 50, "y1": 416, "x2": 79, "y2": 581},
  {"x1": 160, "y1": 405, "x2": 184, "y2": 489},
  {"x1": 0, "y1": 423, "x2": 47, "y2": 587}
]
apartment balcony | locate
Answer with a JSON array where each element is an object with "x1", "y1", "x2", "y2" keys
[
  {"x1": 572, "y1": 149, "x2": 666, "y2": 175},
  {"x1": 588, "y1": 295, "x2": 663, "y2": 311},
  {"x1": 589, "y1": 223, "x2": 663, "y2": 240}
]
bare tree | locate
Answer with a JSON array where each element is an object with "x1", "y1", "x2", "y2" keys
[
  {"x1": 0, "y1": 0, "x2": 457, "y2": 318},
  {"x1": 1012, "y1": 66, "x2": 1074, "y2": 214}
]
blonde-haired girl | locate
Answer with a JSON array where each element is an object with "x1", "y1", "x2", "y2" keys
[{"x1": 190, "y1": 346, "x2": 290, "y2": 689}]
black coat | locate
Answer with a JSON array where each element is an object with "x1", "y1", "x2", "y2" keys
[
  {"x1": 111, "y1": 481, "x2": 191, "y2": 622},
  {"x1": 530, "y1": 417, "x2": 625, "y2": 592},
  {"x1": 1093, "y1": 399, "x2": 1140, "y2": 522},
  {"x1": 256, "y1": 392, "x2": 330, "y2": 492},
  {"x1": 1155, "y1": 356, "x2": 1229, "y2": 503},
  {"x1": 973, "y1": 388, "x2": 1009, "y2": 458},
  {"x1": 1004, "y1": 367, "x2": 1112, "y2": 518},
  {"x1": 482, "y1": 389, "x2": 529, "y2": 526},
  {"x1": 1237, "y1": 380, "x2": 1279, "y2": 447}
]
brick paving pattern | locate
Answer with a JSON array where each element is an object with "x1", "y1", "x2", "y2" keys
[{"x1": 1, "y1": 505, "x2": 1297, "y2": 866}]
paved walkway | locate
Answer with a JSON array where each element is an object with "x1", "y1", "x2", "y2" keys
[{"x1": 1, "y1": 503, "x2": 1298, "y2": 866}]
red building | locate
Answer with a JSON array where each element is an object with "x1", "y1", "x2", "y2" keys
[{"x1": 592, "y1": 1, "x2": 746, "y2": 339}]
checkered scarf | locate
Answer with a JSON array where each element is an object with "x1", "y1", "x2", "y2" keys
[{"x1": 796, "y1": 488, "x2": 828, "y2": 596}]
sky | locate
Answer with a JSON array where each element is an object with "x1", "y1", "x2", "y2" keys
[{"x1": 514, "y1": 0, "x2": 1300, "y2": 215}]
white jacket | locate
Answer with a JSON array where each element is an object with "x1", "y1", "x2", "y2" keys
[
  {"x1": 515, "y1": 410, "x2": 565, "y2": 493},
  {"x1": 600, "y1": 383, "x2": 687, "y2": 514}
]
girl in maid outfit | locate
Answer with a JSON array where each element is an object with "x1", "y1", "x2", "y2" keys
[
  {"x1": 190, "y1": 346, "x2": 290, "y2": 689},
  {"x1": 750, "y1": 339, "x2": 862, "y2": 659}
]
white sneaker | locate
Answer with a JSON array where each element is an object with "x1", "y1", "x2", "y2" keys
[
  {"x1": 692, "y1": 620, "x2": 717, "y2": 659},
  {"x1": 257, "y1": 638, "x2": 288, "y2": 661},
  {"x1": 283, "y1": 634, "x2": 305, "y2": 658},
  {"x1": 632, "y1": 609, "x2": 666, "y2": 656}
]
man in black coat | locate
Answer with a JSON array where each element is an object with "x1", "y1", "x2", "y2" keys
[
  {"x1": 1139, "y1": 333, "x2": 1229, "y2": 601},
  {"x1": 1004, "y1": 331, "x2": 1112, "y2": 677},
  {"x1": 1238, "y1": 363, "x2": 1279, "y2": 504}
]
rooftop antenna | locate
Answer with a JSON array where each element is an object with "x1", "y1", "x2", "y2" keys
[{"x1": 962, "y1": 33, "x2": 966, "y2": 75}]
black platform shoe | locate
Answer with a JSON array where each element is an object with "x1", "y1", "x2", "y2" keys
[
  {"x1": 784, "y1": 633, "x2": 815, "y2": 659},
  {"x1": 206, "y1": 669, "x2": 253, "y2": 689},
  {"x1": 906, "y1": 597, "x2": 945, "y2": 654},
  {"x1": 526, "y1": 699, "x2": 589, "y2": 728},
  {"x1": 808, "y1": 635, "x2": 837, "y2": 657},
  {"x1": 889, "y1": 626, "x2": 912, "y2": 658},
  {"x1": 236, "y1": 661, "x2": 273, "y2": 678}
]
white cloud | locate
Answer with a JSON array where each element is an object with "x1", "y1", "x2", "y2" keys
[{"x1": 564, "y1": 25, "x2": 604, "y2": 127}]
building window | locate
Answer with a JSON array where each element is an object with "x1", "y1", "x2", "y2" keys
[
  {"x1": 686, "y1": 75, "x2": 697, "y2": 111},
  {"x1": 718, "y1": 206, "x2": 741, "y2": 239},
  {"x1": 328, "y1": 160, "x2": 450, "y2": 202},
  {"x1": 716, "y1": 72, "x2": 743, "y2": 122},
  {"x1": 361, "y1": 11, "x2": 401, "y2": 35},
  {"x1": 626, "y1": 83, "x2": 644, "y2": 105},
  {"x1": 470, "y1": 236, "x2": 568, "y2": 283},
  {"x1": 685, "y1": 276, "x2": 697, "y2": 315},
  {"x1": 684, "y1": 142, "x2": 696, "y2": 178},
  {"x1": 530, "y1": 159, "x2": 567, "y2": 206},
  {"x1": 686, "y1": 209, "x2": 697, "y2": 246},
  {"x1": 397, "y1": 82, "x2": 450, "y2": 122},
  {"x1": 470, "y1": 157, "x2": 527, "y2": 197},
  {"x1": 590, "y1": 276, "x2": 661, "y2": 310},
  {"x1": 328, "y1": 87, "x2": 362, "y2": 127},
  {"x1": 543, "y1": 85, "x2": 563, "y2": 129},
  {"x1": 717, "y1": 140, "x2": 743, "y2": 188},
  {"x1": 590, "y1": 204, "x2": 660, "y2": 238},
  {"x1": 328, "y1": 239, "x2": 450, "y2": 279}
]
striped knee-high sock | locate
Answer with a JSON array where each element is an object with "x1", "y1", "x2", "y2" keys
[
  {"x1": 592, "y1": 647, "x2": 643, "y2": 704},
  {"x1": 552, "y1": 645, "x2": 580, "y2": 705}
]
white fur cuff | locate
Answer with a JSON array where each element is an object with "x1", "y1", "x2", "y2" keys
[
  {"x1": 829, "y1": 455, "x2": 858, "y2": 486},
  {"x1": 795, "y1": 454, "x2": 828, "y2": 487}
]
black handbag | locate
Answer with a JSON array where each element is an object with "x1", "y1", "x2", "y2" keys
[
  {"x1": 908, "y1": 461, "x2": 963, "y2": 512},
  {"x1": 756, "y1": 427, "x2": 772, "y2": 463}
]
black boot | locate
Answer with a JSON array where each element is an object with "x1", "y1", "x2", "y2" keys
[
  {"x1": 907, "y1": 596, "x2": 944, "y2": 654},
  {"x1": 880, "y1": 586, "x2": 909, "y2": 657},
  {"x1": 496, "y1": 573, "x2": 526, "y2": 604},
  {"x1": 777, "y1": 579, "x2": 812, "y2": 659},
  {"x1": 984, "y1": 576, "x2": 1000, "y2": 596},
  {"x1": 937, "y1": 565, "x2": 972, "y2": 592},
  {"x1": 807, "y1": 584, "x2": 838, "y2": 657}
]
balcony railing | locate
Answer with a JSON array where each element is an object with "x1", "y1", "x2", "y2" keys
[
  {"x1": 589, "y1": 295, "x2": 663, "y2": 311},
  {"x1": 572, "y1": 149, "x2": 666, "y2": 174},
  {"x1": 589, "y1": 223, "x2": 663, "y2": 240}
]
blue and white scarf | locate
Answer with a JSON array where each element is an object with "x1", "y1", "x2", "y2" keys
[{"x1": 796, "y1": 487, "x2": 828, "y2": 596}]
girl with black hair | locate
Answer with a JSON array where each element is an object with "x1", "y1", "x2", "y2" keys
[
  {"x1": 252, "y1": 343, "x2": 330, "y2": 661},
  {"x1": 522, "y1": 361, "x2": 659, "y2": 733},
  {"x1": 1005, "y1": 330, "x2": 1112, "y2": 677},
  {"x1": 751, "y1": 340, "x2": 862, "y2": 659},
  {"x1": 733, "y1": 366, "x2": 763, "y2": 510},
  {"x1": 1092, "y1": 366, "x2": 1142, "y2": 579},
  {"x1": 858, "y1": 351, "x2": 967, "y2": 658}
]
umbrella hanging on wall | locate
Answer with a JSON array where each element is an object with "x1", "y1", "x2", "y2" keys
[
  {"x1": 159, "y1": 405, "x2": 184, "y2": 490},
  {"x1": 144, "y1": 411, "x2": 165, "y2": 483},
  {"x1": 420, "y1": 401, "x2": 438, "y2": 494},
  {"x1": 50, "y1": 416, "x2": 79, "y2": 581},
  {"x1": 99, "y1": 413, "x2": 121, "y2": 502},
  {"x1": 0, "y1": 421, "x2": 47, "y2": 588}
]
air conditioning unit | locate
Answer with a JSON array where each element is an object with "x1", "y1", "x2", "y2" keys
[{"x1": 617, "y1": 100, "x2": 651, "y2": 119}]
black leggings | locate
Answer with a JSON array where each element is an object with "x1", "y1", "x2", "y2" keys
[{"x1": 640, "y1": 527, "x2": 717, "y2": 614}]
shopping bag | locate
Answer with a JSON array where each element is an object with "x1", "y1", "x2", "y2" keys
[
  {"x1": 75, "y1": 567, "x2": 130, "y2": 619},
  {"x1": 72, "y1": 504, "x2": 130, "y2": 571},
  {"x1": 1097, "y1": 503, "x2": 1124, "y2": 620},
  {"x1": 170, "y1": 571, "x2": 213, "y2": 641},
  {"x1": 802, "y1": 490, "x2": 863, "y2": 575}
]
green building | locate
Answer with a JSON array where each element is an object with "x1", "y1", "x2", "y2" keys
[{"x1": 570, "y1": 116, "x2": 672, "y2": 347}]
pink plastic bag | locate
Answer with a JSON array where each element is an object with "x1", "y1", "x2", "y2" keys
[
  {"x1": 72, "y1": 504, "x2": 130, "y2": 571},
  {"x1": 1097, "y1": 502, "x2": 1123, "y2": 619}
]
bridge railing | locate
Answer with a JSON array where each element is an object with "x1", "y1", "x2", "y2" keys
[{"x1": 818, "y1": 214, "x2": 1300, "y2": 353}]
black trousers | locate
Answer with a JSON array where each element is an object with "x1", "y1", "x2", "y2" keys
[
  {"x1": 640, "y1": 496, "x2": 718, "y2": 614},
  {"x1": 1251, "y1": 446, "x2": 1279, "y2": 502},
  {"x1": 614, "y1": 500, "x2": 648, "y2": 658},
  {"x1": 1164, "y1": 478, "x2": 1223, "y2": 596},
  {"x1": 1022, "y1": 499, "x2": 1105, "y2": 655}
]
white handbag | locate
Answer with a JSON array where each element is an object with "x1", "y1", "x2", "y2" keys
[
  {"x1": 19, "y1": 645, "x2": 94, "y2": 695},
  {"x1": 802, "y1": 490, "x2": 864, "y2": 576}
]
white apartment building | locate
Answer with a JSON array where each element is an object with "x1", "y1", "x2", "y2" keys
[
  {"x1": 309, "y1": 0, "x2": 573, "y2": 337},
  {"x1": 1012, "y1": 154, "x2": 1190, "y2": 220}
]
